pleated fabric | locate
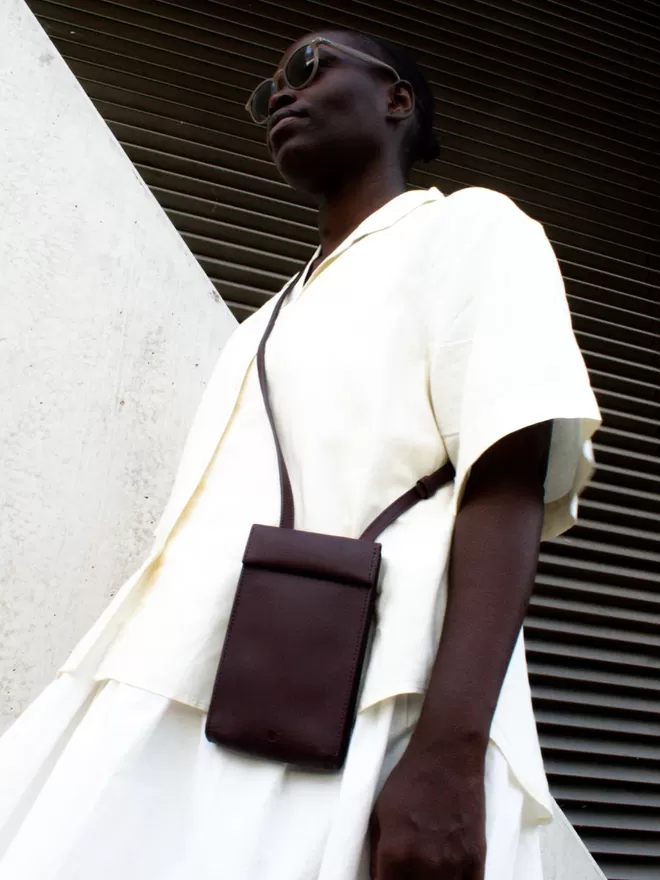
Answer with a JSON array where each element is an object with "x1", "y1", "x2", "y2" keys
[{"x1": 0, "y1": 674, "x2": 544, "y2": 880}]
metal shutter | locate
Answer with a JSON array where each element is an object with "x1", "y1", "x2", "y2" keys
[{"x1": 28, "y1": 1, "x2": 659, "y2": 877}]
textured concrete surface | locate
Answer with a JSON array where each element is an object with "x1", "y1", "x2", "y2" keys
[{"x1": 0, "y1": 0, "x2": 236, "y2": 732}]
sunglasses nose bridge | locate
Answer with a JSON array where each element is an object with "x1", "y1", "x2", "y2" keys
[
  {"x1": 255, "y1": 68, "x2": 284, "y2": 118},
  {"x1": 266, "y1": 67, "x2": 301, "y2": 118},
  {"x1": 272, "y1": 67, "x2": 287, "y2": 91}
]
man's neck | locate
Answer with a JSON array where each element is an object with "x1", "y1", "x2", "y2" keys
[{"x1": 315, "y1": 164, "x2": 407, "y2": 266}]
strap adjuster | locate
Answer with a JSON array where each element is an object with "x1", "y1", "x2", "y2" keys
[{"x1": 415, "y1": 477, "x2": 431, "y2": 499}]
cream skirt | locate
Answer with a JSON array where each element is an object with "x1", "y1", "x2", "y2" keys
[{"x1": 0, "y1": 674, "x2": 544, "y2": 879}]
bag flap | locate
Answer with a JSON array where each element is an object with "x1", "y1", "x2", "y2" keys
[{"x1": 243, "y1": 524, "x2": 381, "y2": 588}]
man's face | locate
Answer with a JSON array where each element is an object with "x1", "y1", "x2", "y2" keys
[{"x1": 266, "y1": 33, "x2": 394, "y2": 194}]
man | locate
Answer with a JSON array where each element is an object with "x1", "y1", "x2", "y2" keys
[{"x1": 0, "y1": 30, "x2": 600, "y2": 880}]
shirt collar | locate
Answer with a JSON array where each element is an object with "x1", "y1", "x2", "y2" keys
[
  {"x1": 294, "y1": 187, "x2": 444, "y2": 296},
  {"x1": 350, "y1": 186, "x2": 444, "y2": 244}
]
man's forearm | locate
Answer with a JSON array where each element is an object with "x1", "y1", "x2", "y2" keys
[
  {"x1": 409, "y1": 424, "x2": 550, "y2": 755},
  {"x1": 369, "y1": 424, "x2": 552, "y2": 880}
]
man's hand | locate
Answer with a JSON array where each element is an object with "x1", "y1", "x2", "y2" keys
[{"x1": 369, "y1": 736, "x2": 486, "y2": 880}]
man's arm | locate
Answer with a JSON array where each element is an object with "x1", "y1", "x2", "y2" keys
[{"x1": 371, "y1": 420, "x2": 552, "y2": 880}]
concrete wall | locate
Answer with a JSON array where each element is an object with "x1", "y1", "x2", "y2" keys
[{"x1": 0, "y1": 0, "x2": 236, "y2": 732}]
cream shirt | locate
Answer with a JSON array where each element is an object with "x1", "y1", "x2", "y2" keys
[{"x1": 62, "y1": 186, "x2": 601, "y2": 818}]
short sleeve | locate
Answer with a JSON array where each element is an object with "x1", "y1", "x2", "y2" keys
[{"x1": 431, "y1": 199, "x2": 601, "y2": 540}]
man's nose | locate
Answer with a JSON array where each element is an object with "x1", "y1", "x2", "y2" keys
[{"x1": 268, "y1": 86, "x2": 296, "y2": 117}]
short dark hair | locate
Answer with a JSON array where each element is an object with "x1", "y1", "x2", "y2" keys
[{"x1": 348, "y1": 31, "x2": 441, "y2": 170}]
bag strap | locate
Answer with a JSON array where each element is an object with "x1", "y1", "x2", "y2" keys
[
  {"x1": 256, "y1": 275, "x2": 301, "y2": 529},
  {"x1": 359, "y1": 461, "x2": 455, "y2": 542},
  {"x1": 256, "y1": 274, "x2": 455, "y2": 537}
]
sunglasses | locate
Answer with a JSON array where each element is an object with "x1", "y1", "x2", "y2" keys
[{"x1": 246, "y1": 37, "x2": 401, "y2": 125}]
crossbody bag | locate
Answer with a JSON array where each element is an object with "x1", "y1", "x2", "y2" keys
[{"x1": 206, "y1": 274, "x2": 455, "y2": 770}]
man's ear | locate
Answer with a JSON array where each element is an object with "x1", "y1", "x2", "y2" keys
[{"x1": 387, "y1": 80, "x2": 415, "y2": 120}]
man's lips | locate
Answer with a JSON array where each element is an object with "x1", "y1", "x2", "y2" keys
[{"x1": 268, "y1": 109, "x2": 307, "y2": 141}]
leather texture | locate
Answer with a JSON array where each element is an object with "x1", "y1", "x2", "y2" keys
[
  {"x1": 242, "y1": 524, "x2": 381, "y2": 587},
  {"x1": 206, "y1": 524, "x2": 380, "y2": 770},
  {"x1": 206, "y1": 272, "x2": 455, "y2": 770}
]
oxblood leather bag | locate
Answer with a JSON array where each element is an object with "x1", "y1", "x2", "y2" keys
[{"x1": 205, "y1": 275, "x2": 455, "y2": 770}]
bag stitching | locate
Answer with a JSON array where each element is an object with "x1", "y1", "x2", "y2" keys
[
  {"x1": 367, "y1": 543, "x2": 380, "y2": 583},
  {"x1": 331, "y1": 543, "x2": 380, "y2": 760},
  {"x1": 332, "y1": 587, "x2": 372, "y2": 761}
]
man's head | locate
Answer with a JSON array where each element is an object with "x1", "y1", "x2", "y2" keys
[{"x1": 247, "y1": 30, "x2": 439, "y2": 195}]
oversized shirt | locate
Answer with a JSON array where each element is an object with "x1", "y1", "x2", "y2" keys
[{"x1": 61, "y1": 186, "x2": 601, "y2": 819}]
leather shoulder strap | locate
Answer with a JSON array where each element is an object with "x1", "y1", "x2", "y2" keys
[
  {"x1": 256, "y1": 275, "x2": 301, "y2": 529},
  {"x1": 359, "y1": 461, "x2": 455, "y2": 542},
  {"x1": 256, "y1": 272, "x2": 456, "y2": 537}
]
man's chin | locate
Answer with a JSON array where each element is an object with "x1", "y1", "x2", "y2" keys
[{"x1": 274, "y1": 142, "x2": 329, "y2": 195}]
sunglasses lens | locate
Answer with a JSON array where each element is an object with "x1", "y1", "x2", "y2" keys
[
  {"x1": 285, "y1": 44, "x2": 315, "y2": 88},
  {"x1": 250, "y1": 79, "x2": 274, "y2": 123}
]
